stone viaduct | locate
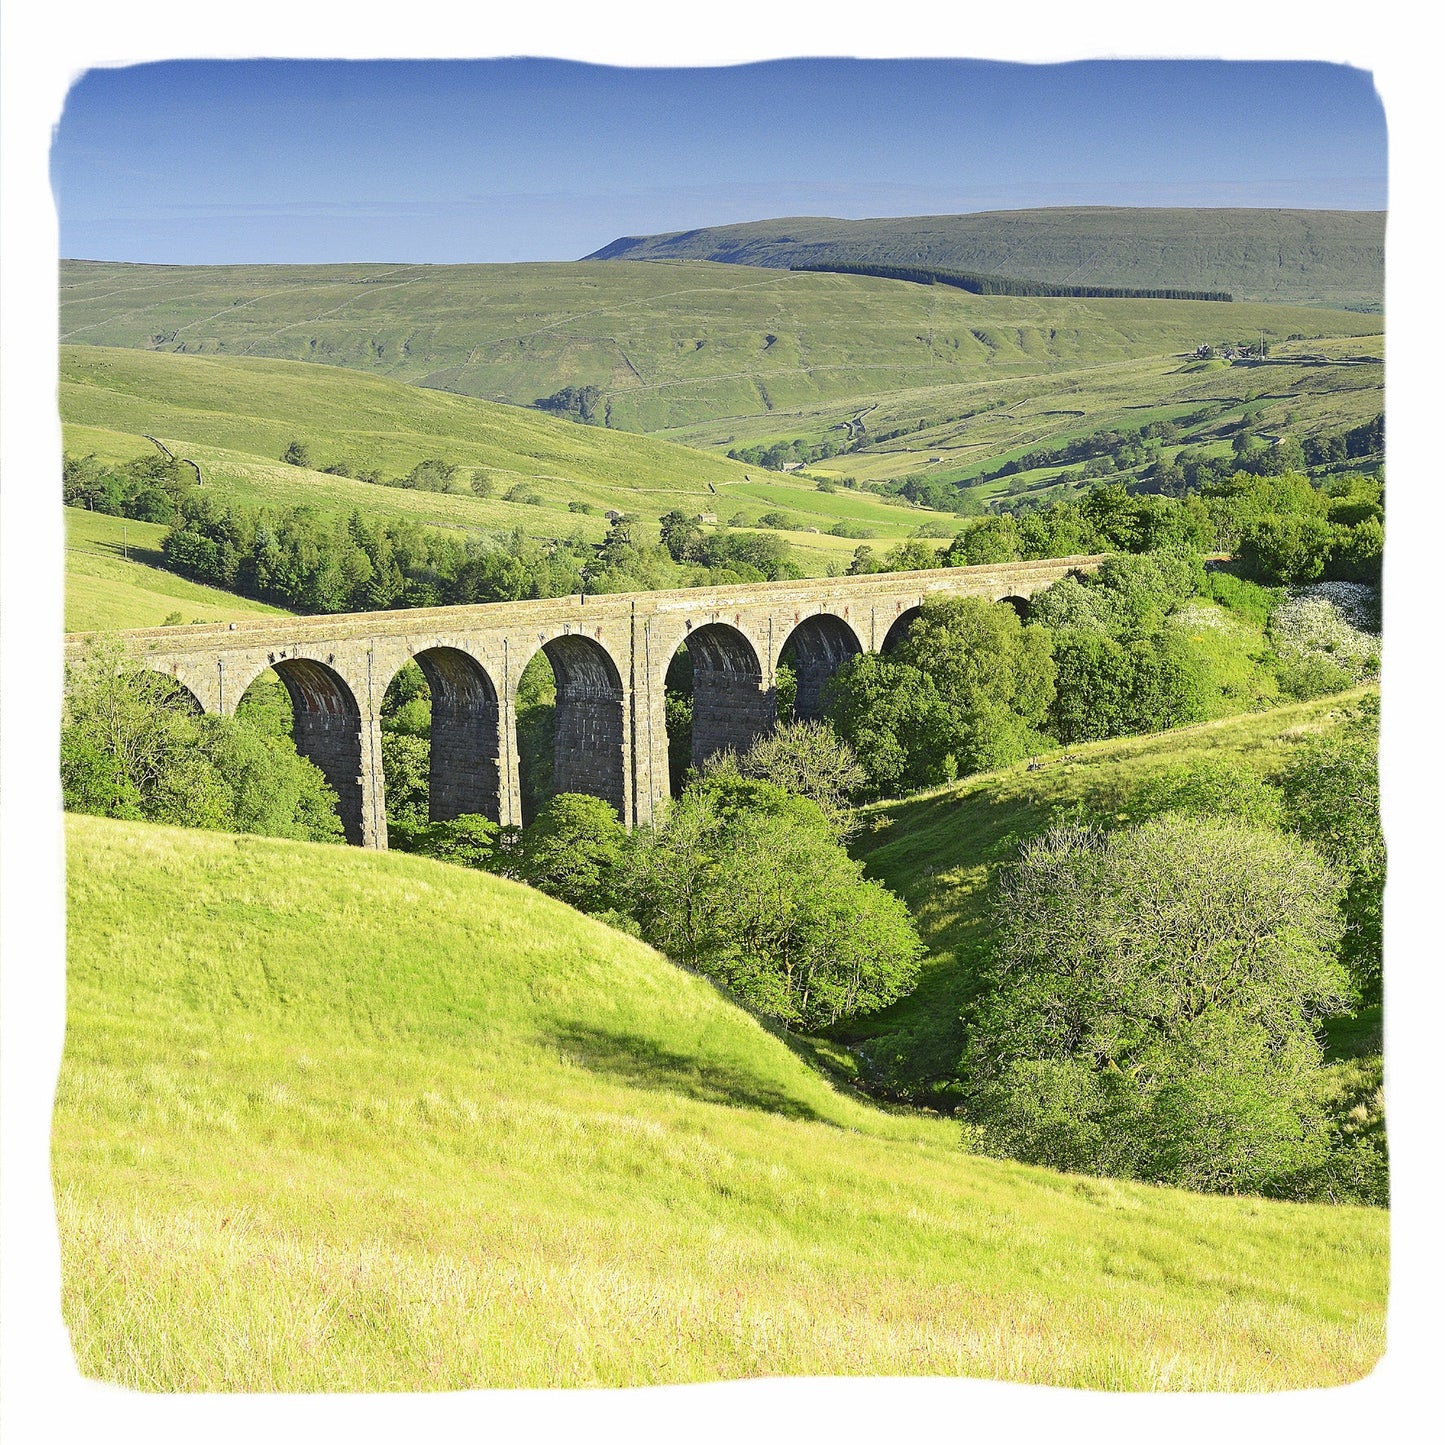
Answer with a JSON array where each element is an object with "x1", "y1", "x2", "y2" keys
[{"x1": 66, "y1": 556, "x2": 1104, "y2": 848}]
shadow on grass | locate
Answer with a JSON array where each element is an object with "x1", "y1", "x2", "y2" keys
[
  {"x1": 76, "y1": 533, "x2": 168, "y2": 568},
  {"x1": 1323, "y1": 1003, "x2": 1383, "y2": 1061},
  {"x1": 543, "y1": 1021, "x2": 828, "y2": 1122}
]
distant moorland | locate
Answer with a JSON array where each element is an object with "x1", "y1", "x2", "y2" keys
[
  {"x1": 60, "y1": 258, "x2": 1382, "y2": 440},
  {"x1": 584, "y1": 207, "x2": 1386, "y2": 311}
]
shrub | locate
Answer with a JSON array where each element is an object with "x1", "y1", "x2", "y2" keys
[
  {"x1": 1122, "y1": 757, "x2": 1284, "y2": 830},
  {"x1": 520, "y1": 793, "x2": 627, "y2": 913},
  {"x1": 1206, "y1": 568, "x2": 1283, "y2": 630},
  {"x1": 1168, "y1": 600, "x2": 1280, "y2": 717},
  {"x1": 962, "y1": 815, "x2": 1351, "y2": 1195},
  {"x1": 394, "y1": 813, "x2": 513, "y2": 873},
  {"x1": 1048, "y1": 627, "x2": 1205, "y2": 744},
  {"x1": 61, "y1": 642, "x2": 342, "y2": 842},
  {"x1": 705, "y1": 719, "x2": 864, "y2": 836},
  {"x1": 825, "y1": 597, "x2": 1055, "y2": 792},
  {"x1": 380, "y1": 732, "x2": 430, "y2": 828},
  {"x1": 622, "y1": 776, "x2": 922, "y2": 1030},
  {"x1": 1269, "y1": 585, "x2": 1380, "y2": 698},
  {"x1": 1275, "y1": 697, "x2": 1384, "y2": 1003},
  {"x1": 1239, "y1": 513, "x2": 1334, "y2": 585}
]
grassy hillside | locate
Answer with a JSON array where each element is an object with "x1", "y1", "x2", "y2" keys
[
  {"x1": 59, "y1": 347, "x2": 925, "y2": 571},
  {"x1": 59, "y1": 260, "x2": 1382, "y2": 442},
  {"x1": 662, "y1": 337, "x2": 1384, "y2": 495},
  {"x1": 584, "y1": 208, "x2": 1386, "y2": 310},
  {"x1": 65, "y1": 508, "x2": 291, "y2": 630},
  {"x1": 56, "y1": 814, "x2": 1385, "y2": 1391},
  {"x1": 840, "y1": 689, "x2": 1379, "y2": 1094}
]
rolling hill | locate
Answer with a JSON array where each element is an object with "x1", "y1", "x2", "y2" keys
[
  {"x1": 59, "y1": 346, "x2": 930, "y2": 577},
  {"x1": 584, "y1": 208, "x2": 1386, "y2": 311},
  {"x1": 59, "y1": 259, "x2": 1382, "y2": 444},
  {"x1": 56, "y1": 812, "x2": 1386, "y2": 1390}
]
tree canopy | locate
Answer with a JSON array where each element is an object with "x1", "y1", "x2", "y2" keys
[{"x1": 962, "y1": 814, "x2": 1350, "y2": 1194}]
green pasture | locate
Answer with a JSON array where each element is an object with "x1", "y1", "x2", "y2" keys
[
  {"x1": 59, "y1": 259, "x2": 1382, "y2": 439},
  {"x1": 669, "y1": 344, "x2": 1383, "y2": 489},
  {"x1": 58, "y1": 348, "x2": 925, "y2": 571},
  {"x1": 56, "y1": 813, "x2": 1386, "y2": 1391},
  {"x1": 65, "y1": 508, "x2": 290, "y2": 631}
]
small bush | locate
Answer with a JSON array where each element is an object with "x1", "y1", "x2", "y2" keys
[
  {"x1": 1269, "y1": 585, "x2": 1380, "y2": 697},
  {"x1": 1206, "y1": 568, "x2": 1283, "y2": 629}
]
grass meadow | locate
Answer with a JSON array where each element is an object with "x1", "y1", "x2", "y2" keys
[
  {"x1": 65, "y1": 508, "x2": 291, "y2": 630},
  {"x1": 58, "y1": 348, "x2": 928, "y2": 576},
  {"x1": 665, "y1": 342, "x2": 1384, "y2": 496},
  {"x1": 55, "y1": 813, "x2": 1386, "y2": 1391},
  {"x1": 60, "y1": 259, "x2": 1383, "y2": 437},
  {"x1": 839, "y1": 689, "x2": 1382, "y2": 1085}
]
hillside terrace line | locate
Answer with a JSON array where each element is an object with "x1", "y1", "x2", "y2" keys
[{"x1": 67, "y1": 556, "x2": 1105, "y2": 846}]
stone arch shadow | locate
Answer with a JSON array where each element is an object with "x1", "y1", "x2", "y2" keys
[
  {"x1": 400, "y1": 646, "x2": 503, "y2": 824},
  {"x1": 777, "y1": 612, "x2": 864, "y2": 720},
  {"x1": 238, "y1": 655, "x2": 367, "y2": 844},
  {"x1": 141, "y1": 661, "x2": 207, "y2": 714},
  {"x1": 525, "y1": 632, "x2": 628, "y2": 819},
  {"x1": 880, "y1": 605, "x2": 924, "y2": 654},
  {"x1": 675, "y1": 621, "x2": 773, "y2": 772}
]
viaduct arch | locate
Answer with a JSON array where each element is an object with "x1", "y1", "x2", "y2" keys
[
  {"x1": 409, "y1": 646, "x2": 503, "y2": 825},
  {"x1": 77, "y1": 555, "x2": 1105, "y2": 848}
]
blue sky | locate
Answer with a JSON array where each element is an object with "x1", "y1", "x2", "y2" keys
[{"x1": 52, "y1": 57, "x2": 1386, "y2": 264}]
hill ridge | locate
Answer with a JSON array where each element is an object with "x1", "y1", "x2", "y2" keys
[{"x1": 582, "y1": 206, "x2": 1385, "y2": 310}]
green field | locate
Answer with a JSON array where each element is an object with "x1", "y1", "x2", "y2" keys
[
  {"x1": 59, "y1": 347, "x2": 931, "y2": 572},
  {"x1": 56, "y1": 813, "x2": 1386, "y2": 1391},
  {"x1": 839, "y1": 689, "x2": 1380, "y2": 1094},
  {"x1": 59, "y1": 260, "x2": 1383, "y2": 443},
  {"x1": 662, "y1": 340, "x2": 1384, "y2": 495},
  {"x1": 65, "y1": 508, "x2": 291, "y2": 631},
  {"x1": 585, "y1": 207, "x2": 1386, "y2": 310}
]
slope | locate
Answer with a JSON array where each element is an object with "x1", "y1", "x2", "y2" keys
[
  {"x1": 841, "y1": 689, "x2": 1379, "y2": 1098},
  {"x1": 59, "y1": 259, "x2": 1382, "y2": 439},
  {"x1": 59, "y1": 347, "x2": 924, "y2": 571},
  {"x1": 56, "y1": 814, "x2": 1385, "y2": 1391},
  {"x1": 584, "y1": 208, "x2": 1387, "y2": 310},
  {"x1": 661, "y1": 335, "x2": 1384, "y2": 495},
  {"x1": 65, "y1": 508, "x2": 292, "y2": 631}
]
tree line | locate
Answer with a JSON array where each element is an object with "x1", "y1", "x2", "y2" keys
[
  {"x1": 790, "y1": 260, "x2": 1233, "y2": 302},
  {"x1": 149, "y1": 498, "x2": 802, "y2": 615},
  {"x1": 844, "y1": 469, "x2": 1382, "y2": 589},
  {"x1": 823, "y1": 544, "x2": 1378, "y2": 804}
]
